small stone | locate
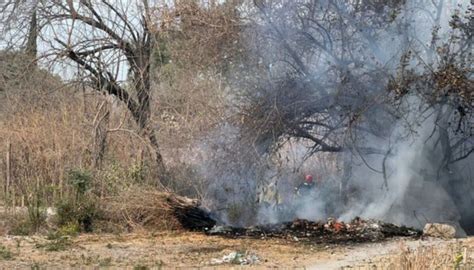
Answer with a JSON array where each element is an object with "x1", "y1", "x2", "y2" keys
[{"x1": 423, "y1": 223, "x2": 458, "y2": 238}]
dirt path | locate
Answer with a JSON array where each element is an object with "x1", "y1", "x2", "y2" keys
[
  {"x1": 0, "y1": 232, "x2": 332, "y2": 269},
  {"x1": 309, "y1": 238, "x2": 451, "y2": 269},
  {"x1": 315, "y1": 237, "x2": 474, "y2": 269},
  {"x1": 0, "y1": 232, "x2": 469, "y2": 269}
]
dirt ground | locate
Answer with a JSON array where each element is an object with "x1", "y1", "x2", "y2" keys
[{"x1": 0, "y1": 231, "x2": 472, "y2": 269}]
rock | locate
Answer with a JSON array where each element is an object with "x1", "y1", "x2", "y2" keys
[
  {"x1": 423, "y1": 223, "x2": 460, "y2": 238},
  {"x1": 210, "y1": 251, "x2": 260, "y2": 265},
  {"x1": 45, "y1": 207, "x2": 57, "y2": 226}
]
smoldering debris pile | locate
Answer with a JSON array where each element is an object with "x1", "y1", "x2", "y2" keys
[
  {"x1": 105, "y1": 189, "x2": 420, "y2": 243},
  {"x1": 206, "y1": 217, "x2": 421, "y2": 243}
]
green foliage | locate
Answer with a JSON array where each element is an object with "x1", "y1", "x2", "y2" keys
[
  {"x1": 27, "y1": 201, "x2": 46, "y2": 233},
  {"x1": 57, "y1": 222, "x2": 80, "y2": 237},
  {"x1": 56, "y1": 197, "x2": 101, "y2": 233},
  {"x1": 8, "y1": 215, "x2": 36, "y2": 236},
  {"x1": 67, "y1": 169, "x2": 93, "y2": 196},
  {"x1": 55, "y1": 168, "x2": 102, "y2": 232},
  {"x1": 98, "y1": 161, "x2": 150, "y2": 196},
  {"x1": 0, "y1": 244, "x2": 13, "y2": 260},
  {"x1": 30, "y1": 262, "x2": 41, "y2": 270},
  {"x1": 133, "y1": 264, "x2": 149, "y2": 270},
  {"x1": 55, "y1": 200, "x2": 75, "y2": 228},
  {"x1": 453, "y1": 251, "x2": 463, "y2": 269},
  {"x1": 127, "y1": 162, "x2": 147, "y2": 184},
  {"x1": 8, "y1": 199, "x2": 46, "y2": 236}
]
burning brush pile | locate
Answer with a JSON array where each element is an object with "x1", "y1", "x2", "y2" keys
[
  {"x1": 104, "y1": 189, "x2": 420, "y2": 243},
  {"x1": 205, "y1": 217, "x2": 421, "y2": 243}
]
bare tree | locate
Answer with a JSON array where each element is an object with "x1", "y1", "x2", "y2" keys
[
  {"x1": 236, "y1": 0, "x2": 472, "y2": 197},
  {"x1": 0, "y1": 0, "x2": 39, "y2": 63},
  {"x1": 29, "y1": 0, "x2": 168, "y2": 178},
  {"x1": 237, "y1": 0, "x2": 405, "y2": 156}
]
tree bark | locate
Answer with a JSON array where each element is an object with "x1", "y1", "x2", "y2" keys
[
  {"x1": 26, "y1": 8, "x2": 37, "y2": 65},
  {"x1": 131, "y1": 12, "x2": 167, "y2": 181}
]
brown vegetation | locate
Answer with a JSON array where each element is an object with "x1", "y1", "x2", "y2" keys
[
  {"x1": 0, "y1": 0, "x2": 472, "y2": 246},
  {"x1": 102, "y1": 187, "x2": 215, "y2": 232}
]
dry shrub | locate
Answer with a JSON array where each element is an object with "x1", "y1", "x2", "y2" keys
[
  {"x1": 162, "y1": 0, "x2": 243, "y2": 69},
  {"x1": 348, "y1": 242, "x2": 473, "y2": 270},
  {"x1": 0, "y1": 63, "x2": 159, "y2": 207},
  {"x1": 101, "y1": 187, "x2": 213, "y2": 232},
  {"x1": 152, "y1": 0, "x2": 242, "y2": 155},
  {"x1": 151, "y1": 49, "x2": 230, "y2": 198},
  {"x1": 0, "y1": 86, "x2": 91, "y2": 205},
  {"x1": 154, "y1": 68, "x2": 227, "y2": 148},
  {"x1": 391, "y1": 243, "x2": 473, "y2": 270}
]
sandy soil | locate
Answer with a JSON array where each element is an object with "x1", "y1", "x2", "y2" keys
[
  {"x1": 310, "y1": 237, "x2": 454, "y2": 269},
  {"x1": 0, "y1": 231, "x2": 471, "y2": 269}
]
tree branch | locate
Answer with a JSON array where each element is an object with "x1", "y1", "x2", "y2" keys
[{"x1": 55, "y1": 38, "x2": 140, "y2": 122}]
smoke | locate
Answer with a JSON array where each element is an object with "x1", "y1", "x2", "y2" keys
[
  {"x1": 184, "y1": 0, "x2": 473, "y2": 232},
  {"x1": 340, "y1": 97, "x2": 463, "y2": 230}
]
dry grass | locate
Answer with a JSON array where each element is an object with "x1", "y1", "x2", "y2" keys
[
  {"x1": 0, "y1": 47, "x2": 232, "y2": 234},
  {"x1": 0, "y1": 231, "x2": 325, "y2": 269},
  {"x1": 0, "y1": 1, "x2": 239, "y2": 214},
  {"x1": 101, "y1": 187, "x2": 209, "y2": 232},
  {"x1": 347, "y1": 241, "x2": 474, "y2": 270},
  {"x1": 0, "y1": 65, "x2": 164, "y2": 218},
  {"x1": 0, "y1": 89, "x2": 151, "y2": 203}
]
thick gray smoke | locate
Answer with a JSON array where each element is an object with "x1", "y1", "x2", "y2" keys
[
  {"x1": 191, "y1": 0, "x2": 473, "y2": 233},
  {"x1": 340, "y1": 96, "x2": 469, "y2": 236}
]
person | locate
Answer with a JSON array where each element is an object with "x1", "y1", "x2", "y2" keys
[{"x1": 295, "y1": 174, "x2": 316, "y2": 197}]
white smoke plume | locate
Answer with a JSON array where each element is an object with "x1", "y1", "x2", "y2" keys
[{"x1": 189, "y1": 0, "x2": 472, "y2": 234}]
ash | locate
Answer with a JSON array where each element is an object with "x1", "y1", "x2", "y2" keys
[{"x1": 206, "y1": 217, "x2": 421, "y2": 244}]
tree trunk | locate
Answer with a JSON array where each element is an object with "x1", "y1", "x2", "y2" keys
[
  {"x1": 133, "y1": 78, "x2": 167, "y2": 182},
  {"x1": 93, "y1": 104, "x2": 110, "y2": 169},
  {"x1": 132, "y1": 32, "x2": 167, "y2": 183},
  {"x1": 341, "y1": 151, "x2": 353, "y2": 205},
  {"x1": 26, "y1": 8, "x2": 37, "y2": 65}
]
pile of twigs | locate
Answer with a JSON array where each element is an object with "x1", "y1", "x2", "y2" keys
[{"x1": 103, "y1": 188, "x2": 215, "y2": 231}]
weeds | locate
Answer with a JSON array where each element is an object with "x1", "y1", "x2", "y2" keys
[
  {"x1": 26, "y1": 183, "x2": 48, "y2": 234},
  {"x1": 7, "y1": 208, "x2": 46, "y2": 236},
  {"x1": 41, "y1": 238, "x2": 71, "y2": 252},
  {"x1": 133, "y1": 264, "x2": 149, "y2": 270},
  {"x1": 346, "y1": 243, "x2": 473, "y2": 270},
  {"x1": 68, "y1": 169, "x2": 93, "y2": 197},
  {"x1": 55, "y1": 169, "x2": 102, "y2": 232},
  {"x1": 30, "y1": 262, "x2": 41, "y2": 270},
  {"x1": 98, "y1": 257, "x2": 112, "y2": 267},
  {"x1": 7, "y1": 187, "x2": 47, "y2": 235},
  {"x1": 0, "y1": 244, "x2": 13, "y2": 260},
  {"x1": 8, "y1": 215, "x2": 35, "y2": 236},
  {"x1": 35, "y1": 232, "x2": 72, "y2": 252},
  {"x1": 57, "y1": 223, "x2": 80, "y2": 237}
]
